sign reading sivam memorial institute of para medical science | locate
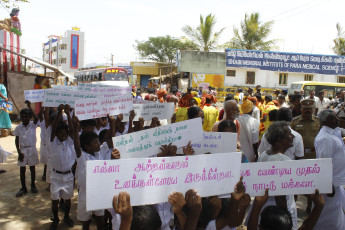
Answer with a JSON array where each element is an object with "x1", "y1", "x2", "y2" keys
[{"x1": 226, "y1": 49, "x2": 345, "y2": 76}]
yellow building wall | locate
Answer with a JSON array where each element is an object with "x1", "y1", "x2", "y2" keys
[{"x1": 192, "y1": 73, "x2": 224, "y2": 89}]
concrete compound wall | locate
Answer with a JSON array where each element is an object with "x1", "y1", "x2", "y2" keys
[
  {"x1": 179, "y1": 50, "x2": 226, "y2": 75},
  {"x1": 7, "y1": 72, "x2": 36, "y2": 114}
]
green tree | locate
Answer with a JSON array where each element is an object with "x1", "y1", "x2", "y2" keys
[
  {"x1": 135, "y1": 35, "x2": 198, "y2": 63},
  {"x1": 1, "y1": 0, "x2": 28, "y2": 8},
  {"x1": 332, "y1": 23, "x2": 345, "y2": 56},
  {"x1": 182, "y1": 14, "x2": 225, "y2": 51},
  {"x1": 225, "y1": 12, "x2": 277, "y2": 51},
  {"x1": 135, "y1": 35, "x2": 181, "y2": 63}
]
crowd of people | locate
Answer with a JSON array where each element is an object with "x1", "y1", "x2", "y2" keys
[{"x1": 1, "y1": 81, "x2": 345, "y2": 230}]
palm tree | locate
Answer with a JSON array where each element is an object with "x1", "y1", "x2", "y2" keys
[
  {"x1": 225, "y1": 12, "x2": 277, "y2": 51},
  {"x1": 182, "y1": 14, "x2": 225, "y2": 51},
  {"x1": 332, "y1": 23, "x2": 345, "y2": 56}
]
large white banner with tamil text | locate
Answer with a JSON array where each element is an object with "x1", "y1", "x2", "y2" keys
[
  {"x1": 86, "y1": 152, "x2": 242, "y2": 210},
  {"x1": 74, "y1": 94, "x2": 133, "y2": 120},
  {"x1": 112, "y1": 118, "x2": 204, "y2": 158},
  {"x1": 240, "y1": 159, "x2": 332, "y2": 196},
  {"x1": 123, "y1": 102, "x2": 175, "y2": 122}
]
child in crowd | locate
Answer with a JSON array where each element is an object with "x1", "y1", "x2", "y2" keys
[
  {"x1": 14, "y1": 100, "x2": 39, "y2": 197},
  {"x1": 49, "y1": 104, "x2": 75, "y2": 230},
  {"x1": 111, "y1": 178, "x2": 248, "y2": 230},
  {"x1": 73, "y1": 114, "x2": 119, "y2": 230},
  {"x1": 218, "y1": 120, "x2": 249, "y2": 163},
  {"x1": 38, "y1": 107, "x2": 49, "y2": 181},
  {"x1": 247, "y1": 189, "x2": 325, "y2": 230},
  {"x1": 80, "y1": 119, "x2": 97, "y2": 133}
]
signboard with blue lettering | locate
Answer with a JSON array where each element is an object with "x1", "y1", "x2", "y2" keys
[{"x1": 226, "y1": 49, "x2": 345, "y2": 76}]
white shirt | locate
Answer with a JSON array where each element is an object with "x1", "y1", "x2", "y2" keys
[
  {"x1": 279, "y1": 102, "x2": 289, "y2": 108},
  {"x1": 154, "y1": 202, "x2": 174, "y2": 230},
  {"x1": 315, "y1": 126, "x2": 345, "y2": 187},
  {"x1": 251, "y1": 106, "x2": 260, "y2": 121},
  {"x1": 315, "y1": 97, "x2": 331, "y2": 115},
  {"x1": 237, "y1": 114, "x2": 260, "y2": 162},
  {"x1": 50, "y1": 136, "x2": 76, "y2": 172},
  {"x1": 39, "y1": 120, "x2": 47, "y2": 145},
  {"x1": 76, "y1": 142, "x2": 111, "y2": 189},
  {"x1": 258, "y1": 127, "x2": 304, "y2": 160},
  {"x1": 305, "y1": 95, "x2": 319, "y2": 102},
  {"x1": 13, "y1": 121, "x2": 38, "y2": 147}
]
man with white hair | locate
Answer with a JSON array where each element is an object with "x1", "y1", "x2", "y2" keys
[{"x1": 313, "y1": 109, "x2": 345, "y2": 230}]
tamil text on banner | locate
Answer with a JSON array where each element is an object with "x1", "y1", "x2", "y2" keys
[
  {"x1": 86, "y1": 152, "x2": 242, "y2": 210},
  {"x1": 240, "y1": 159, "x2": 332, "y2": 196},
  {"x1": 123, "y1": 102, "x2": 175, "y2": 122},
  {"x1": 42, "y1": 90, "x2": 98, "y2": 108},
  {"x1": 190, "y1": 132, "x2": 237, "y2": 155},
  {"x1": 112, "y1": 118, "x2": 204, "y2": 158},
  {"x1": 24, "y1": 89, "x2": 45, "y2": 103},
  {"x1": 90, "y1": 86, "x2": 132, "y2": 96},
  {"x1": 132, "y1": 98, "x2": 151, "y2": 104},
  {"x1": 226, "y1": 49, "x2": 345, "y2": 75},
  {"x1": 74, "y1": 94, "x2": 133, "y2": 120},
  {"x1": 51, "y1": 85, "x2": 78, "y2": 91}
]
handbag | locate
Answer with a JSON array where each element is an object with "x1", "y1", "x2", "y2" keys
[{"x1": 0, "y1": 101, "x2": 13, "y2": 113}]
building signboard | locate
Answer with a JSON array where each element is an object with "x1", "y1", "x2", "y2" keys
[{"x1": 226, "y1": 49, "x2": 345, "y2": 76}]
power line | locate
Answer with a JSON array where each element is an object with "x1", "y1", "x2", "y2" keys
[
  {"x1": 267, "y1": 0, "x2": 317, "y2": 21},
  {"x1": 275, "y1": 0, "x2": 334, "y2": 21}
]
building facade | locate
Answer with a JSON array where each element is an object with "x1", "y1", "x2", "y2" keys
[
  {"x1": 42, "y1": 27, "x2": 85, "y2": 75},
  {"x1": 130, "y1": 61, "x2": 176, "y2": 86}
]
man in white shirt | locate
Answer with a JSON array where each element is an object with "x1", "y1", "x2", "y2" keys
[
  {"x1": 237, "y1": 97, "x2": 259, "y2": 162},
  {"x1": 258, "y1": 107, "x2": 304, "y2": 160},
  {"x1": 278, "y1": 95, "x2": 289, "y2": 108},
  {"x1": 315, "y1": 91, "x2": 331, "y2": 115},
  {"x1": 314, "y1": 110, "x2": 345, "y2": 230},
  {"x1": 305, "y1": 89, "x2": 319, "y2": 102}
]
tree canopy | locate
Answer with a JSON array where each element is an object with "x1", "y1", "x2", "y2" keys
[
  {"x1": 135, "y1": 35, "x2": 197, "y2": 63},
  {"x1": 182, "y1": 14, "x2": 225, "y2": 51},
  {"x1": 332, "y1": 23, "x2": 345, "y2": 56},
  {"x1": 225, "y1": 12, "x2": 277, "y2": 51}
]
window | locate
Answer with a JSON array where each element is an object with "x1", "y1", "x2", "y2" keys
[
  {"x1": 246, "y1": 71, "x2": 255, "y2": 85},
  {"x1": 52, "y1": 60, "x2": 57, "y2": 65},
  {"x1": 59, "y1": 44, "x2": 67, "y2": 50},
  {"x1": 338, "y1": 76, "x2": 345, "y2": 83},
  {"x1": 59, "y1": 58, "x2": 67, "y2": 64},
  {"x1": 52, "y1": 47, "x2": 57, "y2": 52},
  {"x1": 226, "y1": 69, "x2": 236, "y2": 77},
  {"x1": 279, "y1": 73, "x2": 288, "y2": 85},
  {"x1": 304, "y1": 74, "x2": 313, "y2": 81},
  {"x1": 71, "y1": 35, "x2": 79, "y2": 68}
]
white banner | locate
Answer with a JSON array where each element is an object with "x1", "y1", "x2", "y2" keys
[
  {"x1": 42, "y1": 90, "x2": 98, "y2": 108},
  {"x1": 113, "y1": 118, "x2": 204, "y2": 158},
  {"x1": 24, "y1": 89, "x2": 45, "y2": 103},
  {"x1": 123, "y1": 102, "x2": 175, "y2": 122},
  {"x1": 86, "y1": 152, "x2": 242, "y2": 210},
  {"x1": 240, "y1": 159, "x2": 332, "y2": 196},
  {"x1": 191, "y1": 132, "x2": 237, "y2": 155},
  {"x1": 74, "y1": 94, "x2": 133, "y2": 120}
]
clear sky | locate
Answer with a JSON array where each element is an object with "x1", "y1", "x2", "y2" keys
[{"x1": 1, "y1": 0, "x2": 344, "y2": 65}]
